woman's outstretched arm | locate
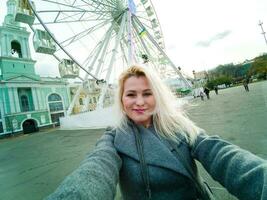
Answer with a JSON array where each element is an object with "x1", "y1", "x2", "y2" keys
[
  {"x1": 192, "y1": 133, "x2": 267, "y2": 200},
  {"x1": 45, "y1": 129, "x2": 121, "y2": 200}
]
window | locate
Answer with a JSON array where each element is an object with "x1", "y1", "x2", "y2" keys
[
  {"x1": 48, "y1": 93, "x2": 64, "y2": 125},
  {"x1": 48, "y1": 93, "x2": 64, "y2": 112},
  {"x1": 49, "y1": 102, "x2": 64, "y2": 112},
  {"x1": 79, "y1": 98, "x2": 84, "y2": 105},
  {"x1": 48, "y1": 93, "x2": 62, "y2": 102},
  {"x1": 18, "y1": 88, "x2": 34, "y2": 112},
  {"x1": 21, "y1": 95, "x2": 29, "y2": 112},
  {"x1": 11, "y1": 41, "x2": 22, "y2": 58}
]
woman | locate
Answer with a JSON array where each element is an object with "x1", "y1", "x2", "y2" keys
[{"x1": 46, "y1": 65, "x2": 267, "y2": 200}]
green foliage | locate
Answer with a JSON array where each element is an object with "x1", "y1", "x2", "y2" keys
[
  {"x1": 248, "y1": 54, "x2": 267, "y2": 80},
  {"x1": 202, "y1": 53, "x2": 267, "y2": 87},
  {"x1": 209, "y1": 62, "x2": 251, "y2": 80},
  {"x1": 206, "y1": 76, "x2": 232, "y2": 89}
]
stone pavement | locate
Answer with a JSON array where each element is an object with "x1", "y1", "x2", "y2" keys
[
  {"x1": 0, "y1": 80, "x2": 266, "y2": 200},
  {"x1": 187, "y1": 81, "x2": 267, "y2": 199},
  {"x1": 0, "y1": 128, "x2": 105, "y2": 200}
]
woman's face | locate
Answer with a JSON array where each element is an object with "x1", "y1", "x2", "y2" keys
[{"x1": 122, "y1": 76, "x2": 156, "y2": 127}]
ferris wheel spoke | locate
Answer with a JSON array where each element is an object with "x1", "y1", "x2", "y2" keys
[
  {"x1": 84, "y1": 22, "x2": 117, "y2": 77},
  {"x1": 58, "y1": 20, "x2": 111, "y2": 49},
  {"x1": 36, "y1": 9, "x2": 111, "y2": 15},
  {"x1": 40, "y1": 0, "x2": 116, "y2": 16},
  {"x1": 37, "y1": 9, "x2": 113, "y2": 24},
  {"x1": 81, "y1": 0, "x2": 118, "y2": 11},
  {"x1": 79, "y1": 0, "x2": 110, "y2": 13},
  {"x1": 82, "y1": 38, "x2": 107, "y2": 73},
  {"x1": 93, "y1": 20, "x2": 121, "y2": 78},
  {"x1": 34, "y1": 17, "x2": 112, "y2": 25},
  {"x1": 134, "y1": 15, "x2": 153, "y2": 29},
  {"x1": 55, "y1": 12, "x2": 112, "y2": 23},
  {"x1": 40, "y1": 0, "x2": 86, "y2": 11},
  {"x1": 132, "y1": 15, "x2": 192, "y2": 88},
  {"x1": 119, "y1": 42, "x2": 129, "y2": 66},
  {"x1": 135, "y1": 14, "x2": 153, "y2": 24}
]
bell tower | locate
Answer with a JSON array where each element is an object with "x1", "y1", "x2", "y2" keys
[{"x1": 0, "y1": 0, "x2": 40, "y2": 81}]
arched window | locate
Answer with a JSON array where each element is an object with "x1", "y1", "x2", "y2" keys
[
  {"x1": 48, "y1": 93, "x2": 62, "y2": 102},
  {"x1": 48, "y1": 93, "x2": 64, "y2": 125},
  {"x1": 21, "y1": 95, "x2": 29, "y2": 112},
  {"x1": 48, "y1": 94, "x2": 63, "y2": 112},
  {"x1": 11, "y1": 41, "x2": 22, "y2": 58}
]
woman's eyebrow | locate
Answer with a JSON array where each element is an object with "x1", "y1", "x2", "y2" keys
[
  {"x1": 124, "y1": 89, "x2": 152, "y2": 93},
  {"x1": 124, "y1": 90, "x2": 136, "y2": 93},
  {"x1": 143, "y1": 89, "x2": 152, "y2": 92}
]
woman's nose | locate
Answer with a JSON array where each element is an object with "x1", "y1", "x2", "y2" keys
[{"x1": 136, "y1": 95, "x2": 145, "y2": 105}]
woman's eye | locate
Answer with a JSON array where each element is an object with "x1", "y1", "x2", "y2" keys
[
  {"x1": 126, "y1": 93, "x2": 135, "y2": 97},
  {"x1": 143, "y1": 93, "x2": 152, "y2": 96}
]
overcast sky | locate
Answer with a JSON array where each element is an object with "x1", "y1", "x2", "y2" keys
[
  {"x1": 152, "y1": 0, "x2": 267, "y2": 75},
  {"x1": 1, "y1": 0, "x2": 267, "y2": 77}
]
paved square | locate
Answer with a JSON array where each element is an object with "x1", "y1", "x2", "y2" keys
[{"x1": 0, "y1": 81, "x2": 266, "y2": 200}]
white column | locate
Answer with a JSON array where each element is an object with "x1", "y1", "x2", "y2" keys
[
  {"x1": 13, "y1": 87, "x2": 20, "y2": 112},
  {"x1": 36, "y1": 88, "x2": 43, "y2": 110},
  {"x1": 8, "y1": 88, "x2": 15, "y2": 113},
  {"x1": 32, "y1": 87, "x2": 39, "y2": 110}
]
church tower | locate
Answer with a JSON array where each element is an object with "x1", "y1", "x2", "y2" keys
[{"x1": 0, "y1": 0, "x2": 40, "y2": 81}]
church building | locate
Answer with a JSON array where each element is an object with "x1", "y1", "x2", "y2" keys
[{"x1": 0, "y1": 0, "x2": 70, "y2": 135}]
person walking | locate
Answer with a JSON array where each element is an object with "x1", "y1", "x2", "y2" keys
[
  {"x1": 243, "y1": 79, "x2": 249, "y2": 92},
  {"x1": 200, "y1": 91, "x2": 204, "y2": 101},
  {"x1": 204, "y1": 87, "x2": 210, "y2": 99},
  {"x1": 214, "y1": 85, "x2": 218, "y2": 95},
  {"x1": 46, "y1": 65, "x2": 267, "y2": 200}
]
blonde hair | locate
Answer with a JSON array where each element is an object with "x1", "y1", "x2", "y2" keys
[{"x1": 115, "y1": 65, "x2": 202, "y2": 145}]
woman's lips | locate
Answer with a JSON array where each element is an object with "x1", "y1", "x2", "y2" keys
[{"x1": 133, "y1": 109, "x2": 145, "y2": 114}]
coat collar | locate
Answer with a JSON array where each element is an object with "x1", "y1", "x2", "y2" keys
[{"x1": 114, "y1": 123, "x2": 192, "y2": 180}]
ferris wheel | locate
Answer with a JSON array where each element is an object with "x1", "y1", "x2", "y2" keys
[{"x1": 14, "y1": 0, "x2": 192, "y2": 115}]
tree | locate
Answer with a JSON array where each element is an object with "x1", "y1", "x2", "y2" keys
[
  {"x1": 249, "y1": 54, "x2": 267, "y2": 80},
  {"x1": 206, "y1": 76, "x2": 232, "y2": 89}
]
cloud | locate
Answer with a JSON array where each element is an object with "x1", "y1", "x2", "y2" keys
[{"x1": 196, "y1": 30, "x2": 232, "y2": 47}]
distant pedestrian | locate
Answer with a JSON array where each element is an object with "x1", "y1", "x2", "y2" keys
[
  {"x1": 214, "y1": 86, "x2": 218, "y2": 95},
  {"x1": 200, "y1": 91, "x2": 204, "y2": 101},
  {"x1": 204, "y1": 87, "x2": 210, "y2": 99},
  {"x1": 243, "y1": 79, "x2": 249, "y2": 92}
]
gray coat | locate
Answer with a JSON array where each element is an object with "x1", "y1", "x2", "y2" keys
[
  {"x1": 115, "y1": 124, "x2": 267, "y2": 200},
  {"x1": 46, "y1": 125, "x2": 267, "y2": 200}
]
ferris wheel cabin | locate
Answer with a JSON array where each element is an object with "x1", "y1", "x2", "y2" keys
[
  {"x1": 155, "y1": 31, "x2": 162, "y2": 39},
  {"x1": 141, "y1": 0, "x2": 148, "y2": 4},
  {"x1": 145, "y1": 6, "x2": 154, "y2": 17},
  {"x1": 151, "y1": 19, "x2": 159, "y2": 28},
  {"x1": 58, "y1": 59, "x2": 80, "y2": 79},
  {"x1": 14, "y1": 0, "x2": 35, "y2": 25},
  {"x1": 33, "y1": 29, "x2": 57, "y2": 54}
]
